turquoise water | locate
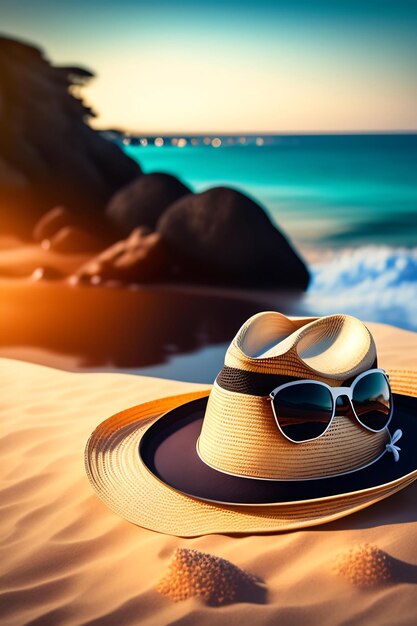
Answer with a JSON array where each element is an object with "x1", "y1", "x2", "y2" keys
[
  {"x1": 124, "y1": 134, "x2": 417, "y2": 249},
  {"x1": 122, "y1": 134, "x2": 417, "y2": 332}
]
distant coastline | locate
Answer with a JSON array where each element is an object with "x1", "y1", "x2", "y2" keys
[{"x1": 103, "y1": 131, "x2": 417, "y2": 149}]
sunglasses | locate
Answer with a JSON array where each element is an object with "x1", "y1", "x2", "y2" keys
[{"x1": 269, "y1": 368, "x2": 393, "y2": 444}]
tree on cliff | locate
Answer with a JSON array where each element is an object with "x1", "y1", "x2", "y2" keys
[{"x1": 0, "y1": 35, "x2": 140, "y2": 236}]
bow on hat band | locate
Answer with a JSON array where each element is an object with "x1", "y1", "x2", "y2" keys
[{"x1": 386, "y1": 429, "x2": 402, "y2": 462}]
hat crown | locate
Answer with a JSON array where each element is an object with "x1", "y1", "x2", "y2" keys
[
  {"x1": 225, "y1": 311, "x2": 376, "y2": 380},
  {"x1": 198, "y1": 312, "x2": 387, "y2": 480}
]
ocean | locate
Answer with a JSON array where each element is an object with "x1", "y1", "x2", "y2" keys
[
  {"x1": 124, "y1": 134, "x2": 417, "y2": 250},
  {"x1": 124, "y1": 134, "x2": 417, "y2": 334}
]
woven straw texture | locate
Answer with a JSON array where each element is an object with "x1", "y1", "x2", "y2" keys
[
  {"x1": 198, "y1": 383, "x2": 388, "y2": 479},
  {"x1": 225, "y1": 312, "x2": 376, "y2": 380},
  {"x1": 85, "y1": 369, "x2": 417, "y2": 537},
  {"x1": 199, "y1": 312, "x2": 382, "y2": 479}
]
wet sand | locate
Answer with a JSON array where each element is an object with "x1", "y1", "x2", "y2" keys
[{"x1": 0, "y1": 238, "x2": 305, "y2": 376}]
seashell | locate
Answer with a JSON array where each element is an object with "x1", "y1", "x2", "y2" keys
[
  {"x1": 335, "y1": 543, "x2": 392, "y2": 588},
  {"x1": 157, "y1": 547, "x2": 264, "y2": 606}
]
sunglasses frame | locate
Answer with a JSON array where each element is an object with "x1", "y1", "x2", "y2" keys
[{"x1": 269, "y1": 368, "x2": 393, "y2": 444}]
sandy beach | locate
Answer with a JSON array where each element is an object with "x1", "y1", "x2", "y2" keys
[{"x1": 1, "y1": 321, "x2": 417, "y2": 626}]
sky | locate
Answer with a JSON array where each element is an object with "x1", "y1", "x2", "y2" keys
[{"x1": 1, "y1": 0, "x2": 417, "y2": 133}]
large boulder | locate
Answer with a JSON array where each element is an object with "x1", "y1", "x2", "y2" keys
[
  {"x1": 158, "y1": 187, "x2": 309, "y2": 289},
  {"x1": 0, "y1": 36, "x2": 140, "y2": 237},
  {"x1": 106, "y1": 173, "x2": 191, "y2": 235}
]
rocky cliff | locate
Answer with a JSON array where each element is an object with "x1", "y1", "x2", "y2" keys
[{"x1": 0, "y1": 35, "x2": 140, "y2": 236}]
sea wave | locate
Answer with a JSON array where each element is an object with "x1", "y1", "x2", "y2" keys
[{"x1": 307, "y1": 247, "x2": 417, "y2": 331}]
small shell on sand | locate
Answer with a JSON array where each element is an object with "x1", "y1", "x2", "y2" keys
[
  {"x1": 31, "y1": 266, "x2": 63, "y2": 281},
  {"x1": 31, "y1": 267, "x2": 45, "y2": 281},
  {"x1": 40, "y1": 238, "x2": 51, "y2": 250},
  {"x1": 90, "y1": 274, "x2": 102, "y2": 286},
  {"x1": 335, "y1": 544, "x2": 392, "y2": 588},
  {"x1": 157, "y1": 547, "x2": 262, "y2": 606},
  {"x1": 67, "y1": 274, "x2": 80, "y2": 286}
]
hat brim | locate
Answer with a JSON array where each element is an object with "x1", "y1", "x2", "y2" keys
[
  {"x1": 85, "y1": 372, "x2": 417, "y2": 536},
  {"x1": 139, "y1": 394, "x2": 417, "y2": 506}
]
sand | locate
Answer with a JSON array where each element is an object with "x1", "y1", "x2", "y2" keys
[{"x1": 1, "y1": 321, "x2": 417, "y2": 626}]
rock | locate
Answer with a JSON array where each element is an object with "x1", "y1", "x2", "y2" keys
[
  {"x1": 158, "y1": 187, "x2": 310, "y2": 288},
  {"x1": 33, "y1": 206, "x2": 74, "y2": 242},
  {"x1": 33, "y1": 206, "x2": 115, "y2": 248},
  {"x1": 106, "y1": 173, "x2": 191, "y2": 235},
  {"x1": 49, "y1": 226, "x2": 103, "y2": 253},
  {"x1": 0, "y1": 36, "x2": 140, "y2": 237},
  {"x1": 74, "y1": 227, "x2": 172, "y2": 283}
]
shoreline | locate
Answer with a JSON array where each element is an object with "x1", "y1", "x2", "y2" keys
[
  {"x1": 1, "y1": 271, "x2": 416, "y2": 380},
  {"x1": 1, "y1": 239, "x2": 417, "y2": 381}
]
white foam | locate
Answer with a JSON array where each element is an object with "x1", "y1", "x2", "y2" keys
[{"x1": 306, "y1": 247, "x2": 417, "y2": 331}]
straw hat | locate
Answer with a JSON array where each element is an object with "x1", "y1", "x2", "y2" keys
[{"x1": 85, "y1": 312, "x2": 417, "y2": 536}]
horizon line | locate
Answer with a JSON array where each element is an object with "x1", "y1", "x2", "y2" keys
[{"x1": 101, "y1": 129, "x2": 417, "y2": 137}]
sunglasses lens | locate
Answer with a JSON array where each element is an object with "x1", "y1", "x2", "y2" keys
[
  {"x1": 272, "y1": 383, "x2": 333, "y2": 442},
  {"x1": 352, "y1": 372, "x2": 391, "y2": 431}
]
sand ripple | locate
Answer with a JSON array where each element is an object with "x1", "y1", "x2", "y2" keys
[{"x1": 1, "y1": 343, "x2": 417, "y2": 625}]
